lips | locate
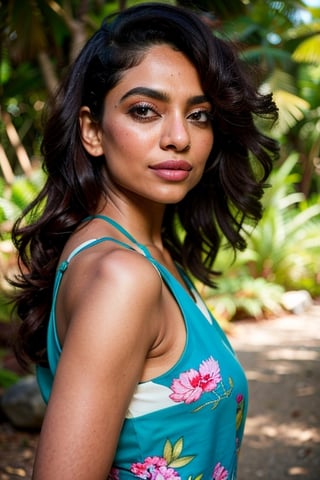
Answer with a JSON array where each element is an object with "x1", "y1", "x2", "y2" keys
[
  {"x1": 150, "y1": 160, "x2": 192, "y2": 171},
  {"x1": 149, "y1": 160, "x2": 192, "y2": 181}
]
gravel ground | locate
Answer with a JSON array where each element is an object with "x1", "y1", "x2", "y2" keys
[{"x1": 1, "y1": 303, "x2": 320, "y2": 479}]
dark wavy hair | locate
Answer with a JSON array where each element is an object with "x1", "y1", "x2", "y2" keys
[{"x1": 10, "y1": 2, "x2": 279, "y2": 368}]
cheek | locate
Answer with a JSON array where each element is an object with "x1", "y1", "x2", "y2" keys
[
  {"x1": 198, "y1": 131, "x2": 214, "y2": 162},
  {"x1": 206, "y1": 129, "x2": 214, "y2": 150},
  {"x1": 102, "y1": 121, "x2": 152, "y2": 157}
]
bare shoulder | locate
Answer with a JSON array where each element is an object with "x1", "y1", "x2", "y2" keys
[
  {"x1": 68, "y1": 244, "x2": 162, "y2": 306},
  {"x1": 54, "y1": 243, "x2": 164, "y2": 401},
  {"x1": 58, "y1": 243, "x2": 163, "y2": 348},
  {"x1": 95, "y1": 245, "x2": 161, "y2": 289}
]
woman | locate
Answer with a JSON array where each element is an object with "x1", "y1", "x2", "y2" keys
[{"x1": 11, "y1": 3, "x2": 279, "y2": 479}]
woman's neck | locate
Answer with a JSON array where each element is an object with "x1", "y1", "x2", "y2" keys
[{"x1": 97, "y1": 194, "x2": 166, "y2": 250}]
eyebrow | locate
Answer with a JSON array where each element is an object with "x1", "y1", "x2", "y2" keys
[{"x1": 119, "y1": 87, "x2": 210, "y2": 107}]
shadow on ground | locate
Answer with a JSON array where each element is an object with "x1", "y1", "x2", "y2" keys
[{"x1": 230, "y1": 304, "x2": 320, "y2": 480}]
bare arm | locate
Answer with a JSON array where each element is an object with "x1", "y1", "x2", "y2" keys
[{"x1": 32, "y1": 249, "x2": 162, "y2": 480}]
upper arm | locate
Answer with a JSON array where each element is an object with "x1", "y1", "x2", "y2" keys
[{"x1": 33, "y1": 249, "x2": 162, "y2": 480}]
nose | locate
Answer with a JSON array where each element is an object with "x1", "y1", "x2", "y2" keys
[{"x1": 160, "y1": 112, "x2": 191, "y2": 152}]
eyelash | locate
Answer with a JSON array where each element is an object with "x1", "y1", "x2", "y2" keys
[
  {"x1": 128, "y1": 103, "x2": 158, "y2": 121},
  {"x1": 127, "y1": 102, "x2": 212, "y2": 124},
  {"x1": 188, "y1": 110, "x2": 211, "y2": 124}
]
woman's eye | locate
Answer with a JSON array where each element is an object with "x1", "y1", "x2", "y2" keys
[
  {"x1": 128, "y1": 104, "x2": 158, "y2": 120},
  {"x1": 188, "y1": 110, "x2": 211, "y2": 123}
]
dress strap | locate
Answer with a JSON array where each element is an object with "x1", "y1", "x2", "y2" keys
[
  {"x1": 84, "y1": 214, "x2": 152, "y2": 257},
  {"x1": 52, "y1": 237, "x2": 136, "y2": 307}
]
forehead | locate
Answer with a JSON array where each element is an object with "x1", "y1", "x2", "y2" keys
[{"x1": 107, "y1": 44, "x2": 204, "y2": 101}]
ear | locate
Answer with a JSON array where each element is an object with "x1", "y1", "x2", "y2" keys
[{"x1": 79, "y1": 107, "x2": 104, "y2": 157}]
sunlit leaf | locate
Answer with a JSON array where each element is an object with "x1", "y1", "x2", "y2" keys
[
  {"x1": 292, "y1": 34, "x2": 320, "y2": 64},
  {"x1": 273, "y1": 90, "x2": 310, "y2": 132}
]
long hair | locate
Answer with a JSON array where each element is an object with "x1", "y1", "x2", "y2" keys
[{"x1": 10, "y1": 2, "x2": 279, "y2": 368}]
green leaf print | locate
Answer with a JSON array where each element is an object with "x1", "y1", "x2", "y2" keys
[
  {"x1": 170, "y1": 456, "x2": 195, "y2": 468},
  {"x1": 172, "y1": 437, "x2": 183, "y2": 459},
  {"x1": 163, "y1": 438, "x2": 195, "y2": 468},
  {"x1": 163, "y1": 439, "x2": 173, "y2": 463}
]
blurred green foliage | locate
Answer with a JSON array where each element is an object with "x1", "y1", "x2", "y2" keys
[{"x1": 202, "y1": 154, "x2": 320, "y2": 322}]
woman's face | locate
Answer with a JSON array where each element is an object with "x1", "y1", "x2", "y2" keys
[{"x1": 82, "y1": 44, "x2": 214, "y2": 206}]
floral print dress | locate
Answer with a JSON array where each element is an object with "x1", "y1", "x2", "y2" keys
[{"x1": 37, "y1": 215, "x2": 248, "y2": 480}]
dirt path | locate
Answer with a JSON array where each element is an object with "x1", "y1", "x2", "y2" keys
[
  {"x1": 231, "y1": 303, "x2": 320, "y2": 480},
  {"x1": 1, "y1": 304, "x2": 320, "y2": 479}
]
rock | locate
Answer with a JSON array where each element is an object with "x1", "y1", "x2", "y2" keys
[
  {"x1": 1, "y1": 375, "x2": 46, "y2": 429},
  {"x1": 282, "y1": 290, "x2": 313, "y2": 314}
]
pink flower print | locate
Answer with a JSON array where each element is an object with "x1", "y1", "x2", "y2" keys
[
  {"x1": 236, "y1": 394, "x2": 244, "y2": 404},
  {"x1": 169, "y1": 369, "x2": 204, "y2": 404},
  {"x1": 152, "y1": 466, "x2": 181, "y2": 479},
  {"x1": 131, "y1": 456, "x2": 166, "y2": 477},
  {"x1": 199, "y1": 357, "x2": 222, "y2": 392},
  {"x1": 108, "y1": 468, "x2": 119, "y2": 480},
  {"x1": 131, "y1": 456, "x2": 181, "y2": 479},
  {"x1": 169, "y1": 356, "x2": 222, "y2": 404},
  {"x1": 213, "y1": 462, "x2": 229, "y2": 480}
]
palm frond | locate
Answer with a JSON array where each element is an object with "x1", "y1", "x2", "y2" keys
[{"x1": 292, "y1": 34, "x2": 320, "y2": 63}]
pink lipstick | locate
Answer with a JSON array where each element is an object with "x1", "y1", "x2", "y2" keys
[{"x1": 150, "y1": 160, "x2": 192, "y2": 181}]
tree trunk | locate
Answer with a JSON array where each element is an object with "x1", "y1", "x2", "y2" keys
[
  {"x1": 37, "y1": 51, "x2": 59, "y2": 96},
  {"x1": 119, "y1": 0, "x2": 127, "y2": 11}
]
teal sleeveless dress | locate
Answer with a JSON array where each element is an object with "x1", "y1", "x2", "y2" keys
[{"x1": 37, "y1": 215, "x2": 248, "y2": 480}]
